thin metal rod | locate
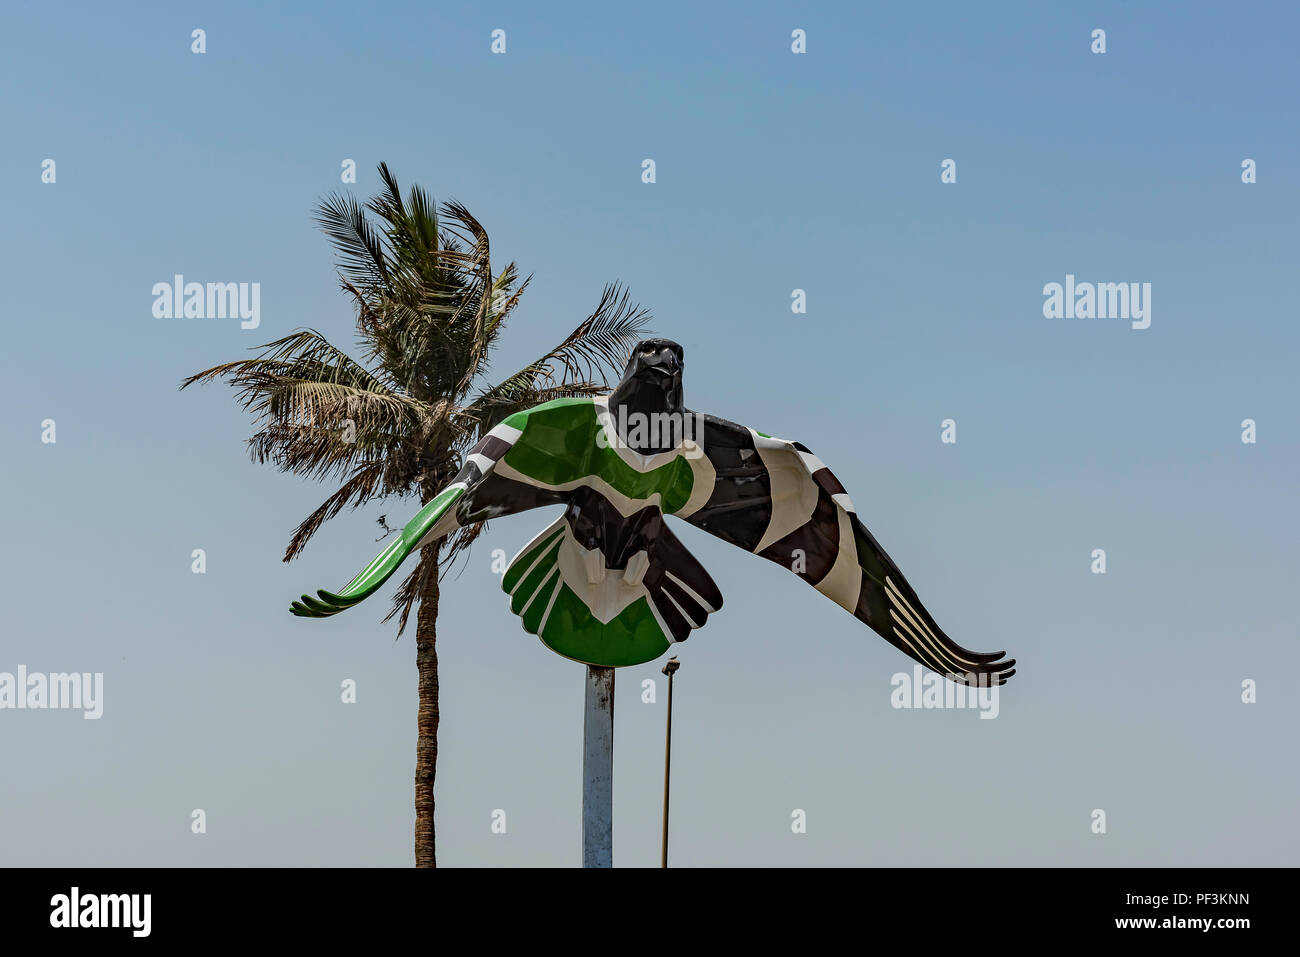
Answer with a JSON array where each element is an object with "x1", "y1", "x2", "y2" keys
[
  {"x1": 582, "y1": 665, "x2": 614, "y2": 868},
  {"x1": 660, "y1": 656, "x2": 679, "y2": 867}
]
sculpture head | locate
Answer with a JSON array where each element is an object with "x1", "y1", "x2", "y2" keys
[{"x1": 609, "y1": 338, "x2": 684, "y2": 416}]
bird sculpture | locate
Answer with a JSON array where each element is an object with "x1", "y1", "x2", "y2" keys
[{"x1": 291, "y1": 338, "x2": 1015, "y2": 685}]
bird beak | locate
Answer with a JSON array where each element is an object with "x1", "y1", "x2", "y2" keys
[{"x1": 647, "y1": 351, "x2": 680, "y2": 376}]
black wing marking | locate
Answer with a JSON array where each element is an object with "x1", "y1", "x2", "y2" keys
[
  {"x1": 678, "y1": 414, "x2": 1015, "y2": 685},
  {"x1": 562, "y1": 487, "x2": 723, "y2": 643}
]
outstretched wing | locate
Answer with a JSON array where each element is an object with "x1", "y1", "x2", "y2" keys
[
  {"x1": 678, "y1": 415, "x2": 1015, "y2": 685},
  {"x1": 290, "y1": 419, "x2": 562, "y2": 618}
]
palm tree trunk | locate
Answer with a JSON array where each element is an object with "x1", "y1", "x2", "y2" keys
[{"x1": 414, "y1": 542, "x2": 441, "y2": 867}]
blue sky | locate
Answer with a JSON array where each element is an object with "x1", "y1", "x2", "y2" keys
[{"x1": 2, "y1": 0, "x2": 1297, "y2": 866}]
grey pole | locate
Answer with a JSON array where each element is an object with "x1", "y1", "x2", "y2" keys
[
  {"x1": 582, "y1": 664, "x2": 615, "y2": 868},
  {"x1": 660, "y1": 656, "x2": 679, "y2": 868}
]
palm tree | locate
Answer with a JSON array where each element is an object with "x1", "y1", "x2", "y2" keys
[{"x1": 182, "y1": 163, "x2": 650, "y2": 866}]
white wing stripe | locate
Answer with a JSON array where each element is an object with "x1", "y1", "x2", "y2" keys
[
  {"x1": 646, "y1": 597, "x2": 679, "y2": 643},
  {"x1": 885, "y1": 575, "x2": 983, "y2": 668},
  {"x1": 536, "y1": 576, "x2": 564, "y2": 636},
  {"x1": 664, "y1": 570, "x2": 718, "y2": 614},
  {"x1": 519, "y1": 567, "x2": 560, "y2": 618},
  {"x1": 661, "y1": 588, "x2": 703, "y2": 629},
  {"x1": 507, "y1": 523, "x2": 565, "y2": 597}
]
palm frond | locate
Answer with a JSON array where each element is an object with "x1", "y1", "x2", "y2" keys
[
  {"x1": 536, "y1": 283, "x2": 652, "y2": 383},
  {"x1": 464, "y1": 380, "x2": 604, "y2": 439},
  {"x1": 474, "y1": 283, "x2": 650, "y2": 415},
  {"x1": 284, "y1": 460, "x2": 391, "y2": 562},
  {"x1": 181, "y1": 329, "x2": 437, "y2": 483},
  {"x1": 315, "y1": 194, "x2": 390, "y2": 290},
  {"x1": 384, "y1": 543, "x2": 444, "y2": 636},
  {"x1": 186, "y1": 165, "x2": 659, "y2": 637}
]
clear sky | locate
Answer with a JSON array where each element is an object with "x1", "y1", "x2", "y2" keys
[{"x1": 2, "y1": 0, "x2": 1296, "y2": 866}]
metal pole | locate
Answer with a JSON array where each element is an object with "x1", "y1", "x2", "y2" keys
[
  {"x1": 582, "y1": 664, "x2": 614, "y2": 868},
  {"x1": 660, "y1": 656, "x2": 680, "y2": 868}
]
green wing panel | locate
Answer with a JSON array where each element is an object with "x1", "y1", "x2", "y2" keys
[
  {"x1": 501, "y1": 516, "x2": 673, "y2": 667},
  {"x1": 501, "y1": 398, "x2": 695, "y2": 513},
  {"x1": 290, "y1": 484, "x2": 465, "y2": 617}
]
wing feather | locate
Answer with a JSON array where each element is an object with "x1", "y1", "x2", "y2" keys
[{"x1": 680, "y1": 415, "x2": 1015, "y2": 685}]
